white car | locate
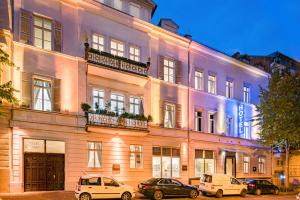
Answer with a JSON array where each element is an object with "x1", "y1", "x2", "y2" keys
[
  {"x1": 75, "y1": 174, "x2": 135, "y2": 200},
  {"x1": 198, "y1": 174, "x2": 247, "y2": 198}
]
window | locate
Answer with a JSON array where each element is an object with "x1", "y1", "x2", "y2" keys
[
  {"x1": 195, "y1": 111, "x2": 202, "y2": 132},
  {"x1": 208, "y1": 113, "x2": 215, "y2": 133},
  {"x1": 130, "y1": 145, "x2": 142, "y2": 168},
  {"x1": 208, "y1": 75, "x2": 216, "y2": 94},
  {"x1": 92, "y1": 33, "x2": 104, "y2": 51},
  {"x1": 129, "y1": 3, "x2": 140, "y2": 18},
  {"x1": 195, "y1": 71, "x2": 204, "y2": 90},
  {"x1": 231, "y1": 178, "x2": 240, "y2": 185},
  {"x1": 110, "y1": 40, "x2": 124, "y2": 57},
  {"x1": 129, "y1": 97, "x2": 140, "y2": 115},
  {"x1": 226, "y1": 80, "x2": 234, "y2": 98},
  {"x1": 113, "y1": 0, "x2": 122, "y2": 10},
  {"x1": 152, "y1": 147, "x2": 180, "y2": 178},
  {"x1": 129, "y1": 45, "x2": 140, "y2": 62},
  {"x1": 163, "y1": 58, "x2": 175, "y2": 83},
  {"x1": 111, "y1": 93, "x2": 125, "y2": 115},
  {"x1": 93, "y1": 89, "x2": 104, "y2": 110},
  {"x1": 33, "y1": 79, "x2": 52, "y2": 111},
  {"x1": 258, "y1": 157, "x2": 265, "y2": 173},
  {"x1": 164, "y1": 103, "x2": 175, "y2": 128},
  {"x1": 88, "y1": 142, "x2": 101, "y2": 168},
  {"x1": 243, "y1": 85, "x2": 250, "y2": 103},
  {"x1": 244, "y1": 121, "x2": 251, "y2": 139},
  {"x1": 243, "y1": 156, "x2": 250, "y2": 173},
  {"x1": 103, "y1": 177, "x2": 119, "y2": 187},
  {"x1": 226, "y1": 116, "x2": 233, "y2": 136},
  {"x1": 195, "y1": 150, "x2": 215, "y2": 177},
  {"x1": 33, "y1": 16, "x2": 52, "y2": 50}
]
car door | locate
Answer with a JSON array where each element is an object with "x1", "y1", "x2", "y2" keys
[
  {"x1": 263, "y1": 180, "x2": 274, "y2": 194},
  {"x1": 102, "y1": 177, "x2": 122, "y2": 198},
  {"x1": 87, "y1": 177, "x2": 103, "y2": 199},
  {"x1": 157, "y1": 179, "x2": 174, "y2": 196},
  {"x1": 170, "y1": 179, "x2": 187, "y2": 196},
  {"x1": 230, "y1": 178, "x2": 242, "y2": 194}
]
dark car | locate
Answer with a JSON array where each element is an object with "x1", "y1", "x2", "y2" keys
[
  {"x1": 138, "y1": 178, "x2": 199, "y2": 200},
  {"x1": 247, "y1": 179, "x2": 279, "y2": 195}
]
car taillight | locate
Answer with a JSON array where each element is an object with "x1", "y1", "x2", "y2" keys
[
  {"x1": 248, "y1": 184, "x2": 255, "y2": 187},
  {"x1": 143, "y1": 185, "x2": 151, "y2": 190}
]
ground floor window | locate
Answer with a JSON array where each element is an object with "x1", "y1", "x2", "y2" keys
[
  {"x1": 195, "y1": 149, "x2": 215, "y2": 177},
  {"x1": 130, "y1": 145, "x2": 142, "y2": 168},
  {"x1": 258, "y1": 157, "x2": 265, "y2": 173},
  {"x1": 88, "y1": 142, "x2": 102, "y2": 168},
  {"x1": 243, "y1": 155, "x2": 250, "y2": 173},
  {"x1": 152, "y1": 146, "x2": 180, "y2": 178}
]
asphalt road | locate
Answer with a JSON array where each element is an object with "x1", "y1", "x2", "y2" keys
[{"x1": 0, "y1": 191, "x2": 297, "y2": 200}]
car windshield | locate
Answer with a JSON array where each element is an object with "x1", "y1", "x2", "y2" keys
[{"x1": 200, "y1": 175, "x2": 212, "y2": 183}]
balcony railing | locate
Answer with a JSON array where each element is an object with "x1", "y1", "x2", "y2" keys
[
  {"x1": 87, "y1": 113, "x2": 148, "y2": 130},
  {"x1": 85, "y1": 44, "x2": 149, "y2": 77}
]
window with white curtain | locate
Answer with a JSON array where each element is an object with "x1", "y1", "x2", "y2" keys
[
  {"x1": 164, "y1": 103, "x2": 175, "y2": 128},
  {"x1": 243, "y1": 85, "x2": 251, "y2": 103},
  {"x1": 244, "y1": 121, "x2": 251, "y2": 139},
  {"x1": 226, "y1": 80, "x2": 234, "y2": 98},
  {"x1": 195, "y1": 71, "x2": 204, "y2": 90},
  {"x1": 88, "y1": 142, "x2": 101, "y2": 168},
  {"x1": 129, "y1": 3, "x2": 140, "y2": 18},
  {"x1": 110, "y1": 39, "x2": 124, "y2": 57},
  {"x1": 195, "y1": 149, "x2": 215, "y2": 177},
  {"x1": 243, "y1": 156, "x2": 250, "y2": 173},
  {"x1": 113, "y1": 0, "x2": 122, "y2": 10},
  {"x1": 111, "y1": 93, "x2": 125, "y2": 115},
  {"x1": 208, "y1": 75, "x2": 216, "y2": 94},
  {"x1": 258, "y1": 157, "x2": 265, "y2": 173},
  {"x1": 129, "y1": 45, "x2": 140, "y2": 62},
  {"x1": 93, "y1": 89, "x2": 104, "y2": 110},
  {"x1": 163, "y1": 58, "x2": 175, "y2": 83},
  {"x1": 33, "y1": 79, "x2": 52, "y2": 111},
  {"x1": 92, "y1": 33, "x2": 104, "y2": 51},
  {"x1": 130, "y1": 145, "x2": 142, "y2": 168},
  {"x1": 33, "y1": 16, "x2": 52, "y2": 50},
  {"x1": 129, "y1": 97, "x2": 140, "y2": 115}
]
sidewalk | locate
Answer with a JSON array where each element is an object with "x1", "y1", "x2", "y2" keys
[{"x1": 0, "y1": 191, "x2": 76, "y2": 200}]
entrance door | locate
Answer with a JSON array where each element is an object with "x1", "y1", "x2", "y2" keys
[
  {"x1": 225, "y1": 156, "x2": 236, "y2": 177},
  {"x1": 24, "y1": 153, "x2": 64, "y2": 191}
]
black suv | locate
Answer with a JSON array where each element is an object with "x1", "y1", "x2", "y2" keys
[
  {"x1": 247, "y1": 179, "x2": 279, "y2": 195},
  {"x1": 138, "y1": 178, "x2": 199, "y2": 200}
]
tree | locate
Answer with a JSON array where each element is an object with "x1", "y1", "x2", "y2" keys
[
  {"x1": 256, "y1": 67, "x2": 300, "y2": 187},
  {"x1": 0, "y1": 47, "x2": 17, "y2": 104}
]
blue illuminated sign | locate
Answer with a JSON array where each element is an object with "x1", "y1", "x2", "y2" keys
[{"x1": 238, "y1": 104, "x2": 244, "y2": 136}]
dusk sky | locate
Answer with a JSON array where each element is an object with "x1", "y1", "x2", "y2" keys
[{"x1": 152, "y1": 0, "x2": 300, "y2": 61}]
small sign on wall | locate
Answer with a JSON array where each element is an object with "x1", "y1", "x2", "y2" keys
[
  {"x1": 112, "y1": 164, "x2": 120, "y2": 171},
  {"x1": 182, "y1": 165, "x2": 188, "y2": 171},
  {"x1": 253, "y1": 167, "x2": 257, "y2": 172}
]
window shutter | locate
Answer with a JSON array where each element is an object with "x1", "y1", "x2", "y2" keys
[
  {"x1": 20, "y1": 9, "x2": 32, "y2": 44},
  {"x1": 176, "y1": 104, "x2": 182, "y2": 128},
  {"x1": 159, "y1": 100, "x2": 165, "y2": 127},
  {"x1": 54, "y1": 21, "x2": 62, "y2": 52},
  {"x1": 21, "y1": 72, "x2": 32, "y2": 108},
  {"x1": 175, "y1": 60, "x2": 183, "y2": 84},
  {"x1": 53, "y1": 79, "x2": 61, "y2": 112},
  {"x1": 158, "y1": 55, "x2": 164, "y2": 80}
]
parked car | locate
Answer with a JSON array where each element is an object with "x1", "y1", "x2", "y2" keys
[
  {"x1": 198, "y1": 174, "x2": 247, "y2": 198},
  {"x1": 247, "y1": 179, "x2": 279, "y2": 195},
  {"x1": 75, "y1": 174, "x2": 134, "y2": 200},
  {"x1": 138, "y1": 178, "x2": 199, "y2": 200}
]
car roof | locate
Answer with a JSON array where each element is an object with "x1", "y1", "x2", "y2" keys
[{"x1": 80, "y1": 174, "x2": 116, "y2": 179}]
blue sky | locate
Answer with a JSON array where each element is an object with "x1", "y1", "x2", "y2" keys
[{"x1": 152, "y1": 0, "x2": 300, "y2": 60}]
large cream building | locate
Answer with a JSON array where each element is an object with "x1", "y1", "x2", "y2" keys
[{"x1": 0, "y1": 0, "x2": 271, "y2": 192}]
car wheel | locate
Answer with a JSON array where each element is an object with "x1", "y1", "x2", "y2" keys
[
  {"x1": 189, "y1": 189, "x2": 198, "y2": 199},
  {"x1": 274, "y1": 188, "x2": 280, "y2": 195},
  {"x1": 240, "y1": 189, "x2": 247, "y2": 197},
  {"x1": 215, "y1": 189, "x2": 223, "y2": 198},
  {"x1": 121, "y1": 192, "x2": 132, "y2": 200},
  {"x1": 153, "y1": 190, "x2": 163, "y2": 200},
  {"x1": 80, "y1": 193, "x2": 91, "y2": 200},
  {"x1": 255, "y1": 189, "x2": 262, "y2": 195}
]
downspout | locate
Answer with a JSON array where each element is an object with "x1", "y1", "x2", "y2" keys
[{"x1": 187, "y1": 36, "x2": 192, "y2": 181}]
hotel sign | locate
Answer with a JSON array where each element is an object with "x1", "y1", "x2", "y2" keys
[
  {"x1": 238, "y1": 104, "x2": 244, "y2": 136},
  {"x1": 87, "y1": 51, "x2": 148, "y2": 76}
]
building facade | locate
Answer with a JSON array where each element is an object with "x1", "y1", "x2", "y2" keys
[{"x1": 0, "y1": 0, "x2": 271, "y2": 192}]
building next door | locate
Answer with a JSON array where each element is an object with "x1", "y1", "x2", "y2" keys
[
  {"x1": 225, "y1": 151, "x2": 236, "y2": 177},
  {"x1": 23, "y1": 139, "x2": 65, "y2": 191}
]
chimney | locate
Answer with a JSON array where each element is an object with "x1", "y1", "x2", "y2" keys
[
  {"x1": 184, "y1": 34, "x2": 192, "y2": 40},
  {"x1": 158, "y1": 18, "x2": 179, "y2": 34}
]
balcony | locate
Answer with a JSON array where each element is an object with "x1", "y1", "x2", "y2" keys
[
  {"x1": 86, "y1": 113, "x2": 149, "y2": 134},
  {"x1": 85, "y1": 45, "x2": 149, "y2": 77}
]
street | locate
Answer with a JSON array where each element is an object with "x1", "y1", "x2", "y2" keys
[{"x1": 0, "y1": 191, "x2": 297, "y2": 200}]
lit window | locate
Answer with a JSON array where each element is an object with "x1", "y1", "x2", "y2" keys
[
  {"x1": 243, "y1": 156, "x2": 250, "y2": 173},
  {"x1": 93, "y1": 89, "x2": 104, "y2": 110},
  {"x1": 92, "y1": 34, "x2": 104, "y2": 51},
  {"x1": 163, "y1": 58, "x2": 175, "y2": 83},
  {"x1": 110, "y1": 40, "x2": 124, "y2": 57},
  {"x1": 88, "y1": 142, "x2": 101, "y2": 168},
  {"x1": 243, "y1": 85, "x2": 251, "y2": 103},
  {"x1": 33, "y1": 79, "x2": 52, "y2": 111},
  {"x1": 164, "y1": 103, "x2": 175, "y2": 128},
  {"x1": 152, "y1": 147, "x2": 180, "y2": 178},
  {"x1": 195, "y1": 71, "x2": 203, "y2": 90},
  {"x1": 33, "y1": 16, "x2": 52, "y2": 50},
  {"x1": 130, "y1": 145, "x2": 142, "y2": 168},
  {"x1": 129, "y1": 45, "x2": 140, "y2": 62},
  {"x1": 226, "y1": 80, "x2": 234, "y2": 98},
  {"x1": 195, "y1": 150, "x2": 215, "y2": 177},
  {"x1": 113, "y1": 0, "x2": 122, "y2": 10},
  {"x1": 258, "y1": 157, "x2": 265, "y2": 173},
  {"x1": 195, "y1": 111, "x2": 202, "y2": 132},
  {"x1": 208, "y1": 113, "x2": 215, "y2": 133},
  {"x1": 129, "y1": 3, "x2": 140, "y2": 18},
  {"x1": 208, "y1": 75, "x2": 216, "y2": 94},
  {"x1": 226, "y1": 116, "x2": 233, "y2": 136},
  {"x1": 129, "y1": 97, "x2": 140, "y2": 115},
  {"x1": 111, "y1": 93, "x2": 125, "y2": 115},
  {"x1": 244, "y1": 121, "x2": 251, "y2": 139}
]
